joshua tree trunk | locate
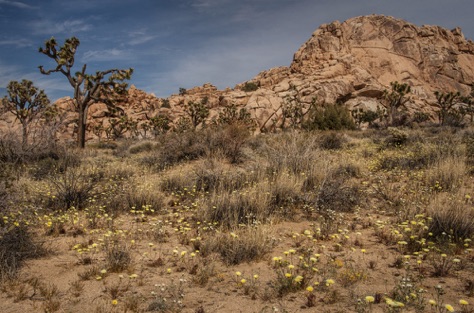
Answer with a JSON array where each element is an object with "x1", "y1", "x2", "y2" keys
[
  {"x1": 77, "y1": 107, "x2": 86, "y2": 148},
  {"x1": 21, "y1": 120, "x2": 28, "y2": 147}
]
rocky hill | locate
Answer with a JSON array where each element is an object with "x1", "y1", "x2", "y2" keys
[{"x1": 2, "y1": 15, "x2": 474, "y2": 141}]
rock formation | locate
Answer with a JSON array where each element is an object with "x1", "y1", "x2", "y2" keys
[{"x1": 1, "y1": 15, "x2": 474, "y2": 141}]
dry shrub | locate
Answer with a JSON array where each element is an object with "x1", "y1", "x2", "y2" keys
[
  {"x1": 201, "y1": 227, "x2": 274, "y2": 265},
  {"x1": 106, "y1": 181, "x2": 165, "y2": 214},
  {"x1": 202, "y1": 185, "x2": 272, "y2": 228},
  {"x1": 264, "y1": 132, "x2": 320, "y2": 175},
  {"x1": 193, "y1": 158, "x2": 252, "y2": 193},
  {"x1": 464, "y1": 133, "x2": 474, "y2": 173},
  {"x1": 128, "y1": 140, "x2": 155, "y2": 154},
  {"x1": 428, "y1": 196, "x2": 474, "y2": 244},
  {"x1": 319, "y1": 131, "x2": 347, "y2": 150},
  {"x1": 46, "y1": 165, "x2": 100, "y2": 210},
  {"x1": 105, "y1": 242, "x2": 132, "y2": 272},
  {"x1": 377, "y1": 145, "x2": 430, "y2": 171},
  {"x1": 205, "y1": 124, "x2": 251, "y2": 163},
  {"x1": 316, "y1": 166, "x2": 361, "y2": 213},
  {"x1": 425, "y1": 156, "x2": 465, "y2": 192},
  {"x1": 30, "y1": 148, "x2": 82, "y2": 180},
  {"x1": 0, "y1": 223, "x2": 46, "y2": 281},
  {"x1": 141, "y1": 131, "x2": 207, "y2": 170},
  {"x1": 268, "y1": 172, "x2": 304, "y2": 218},
  {"x1": 160, "y1": 168, "x2": 196, "y2": 193}
]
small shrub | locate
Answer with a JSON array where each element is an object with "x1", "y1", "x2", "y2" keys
[
  {"x1": 268, "y1": 173, "x2": 303, "y2": 218},
  {"x1": 384, "y1": 127, "x2": 409, "y2": 147},
  {"x1": 201, "y1": 227, "x2": 274, "y2": 265},
  {"x1": 428, "y1": 198, "x2": 474, "y2": 244},
  {"x1": 128, "y1": 141, "x2": 154, "y2": 154},
  {"x1": 425, "y1": 156, "x2": 465, "y2": 192},
  {"x1": 264, "y1": 132, "x2": 320, "y2": 175},
  {"x1": 0, "y1": 222, "x2": 45, "y2": 281},
  {"x1": 316, "y1": 169, "x2": 361, "y2": 213},
  {"x1": 47, "y1": 166, "x2": 100, "y2": 209},
  {"x1": 193, "y1": 158, "x2": 249, "y2": 193},
  {"x1": 105, "y1": 242, "x2": 132, "y2": 272},
  {"x1": 303, "y1": 103, "x2": 356, "y2": 131},
  {"x1": 241, "y1": 81, "x2": 259, "y2": 92},
  {"x1": 202, "y1": 186, "x2": 271, "y2": 228},
  {"x1": 144, "y1": 131, "x2": 207, "y2": 170},
  {"x1": 319, "y1": 132, "x2": 347, "y2": 150},
  {"x1": 205, "y1": 124, "x2": 251, "y2": 163}
]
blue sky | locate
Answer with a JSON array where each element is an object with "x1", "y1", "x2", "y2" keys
[{"x1": 0, "y1": 0, "x2": 473, "y2": 101}]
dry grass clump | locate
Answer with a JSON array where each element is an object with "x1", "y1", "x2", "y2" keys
[
  {"x1": 140, "y1": 131, "x2": 207, "y2": 170},
  {"x1": 140, "y1": 125, "x2": 250, "y2": 170},
  {"x1": 428, "y1": 195, "x2": 474, "y2": 244},
  {"x1": 46, "y1": 165, "x2": 100, "y2": 210},
  {"x1": 0, "y1": 223, "x2": 46, "y2": 281},
  {"x1": 201, "y1": 227, "x2": 274, "y2": 265},
  {"x1": 316, "y1": 165, "x2": 362, "y2": 213},
  {"x1": 201, "y1": 184, "x2": 272, "y2": 228},
  {"x1": 263, "y1": 132, "x2": 320, "y2": 175},
  {"x1": 463, "y1": 132, "x2": 474, "y2": 173},
  {"x1": 425, "y1": 156, "x2": 466, "y2": 192},
  {"x1": 105, "y1": 242, "x2": 133, "y2": 272},
  {"x1": 267, "y1": 172, "x2": 305, "y2": 218},
  {"x1": 319, "y1": 131, "x2": 347, "y2": 150},
  {"x1": 203, "y1": 123, "x2": 252, "y2": 164},
  {"x1": 193, "y1": 158, "x2": 254, "y2": 193},
  {"x1": 128, "y1": 140, "x2": 155, "y2": 154}
]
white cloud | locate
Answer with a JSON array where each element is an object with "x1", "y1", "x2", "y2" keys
[
  {"x1": 31, "y1": 19, "x2": 92, "y2": 35},
  {"x1": 191, "y1": 0, "x2": 231, "y2": 9},
  {"x1": 0, "y1": 0, "x2": 35, "y2": 9},
  {"x1": 0, "y1": 38, "x2": 33, "y2": 48},
  {"x1": 81, "y1": 48, "x2": 131, "y2": 62},
  {"x1": 126, "y1": 29, "x2": 156, "y2": 46}
]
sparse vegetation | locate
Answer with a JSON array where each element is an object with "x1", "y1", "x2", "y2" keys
[{"x1": 1, "y1": 106, "x2": 474, "y2": 313}]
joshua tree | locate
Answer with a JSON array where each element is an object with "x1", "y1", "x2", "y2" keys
[
  {"x1": 1, "y1": 79, "x2": 50, "y2": 146},
  {"x1": 383, "y1": 81, "x2": 411, "y2": 126},
  {"x1": 434, "y1": 91, "x2": 462, "y2": 126},
  {"x1": 462, "y1": 83, "x2": 474, "y2": 123},
  {"x1": 185, "y1": 97, "x2": 209, "y2": 129},
  {"x1": 38, "y1": 37, "x2": 133, "y2": 148}
]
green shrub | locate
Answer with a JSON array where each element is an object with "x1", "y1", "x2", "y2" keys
[
  {"x1": 384, "y1": 127, "x2": 409, "y2": 147},
  {"x1": 303, "y1": 103, "x2": 356, "y2": 131},
  {"x1": 241, "y1": 81, "x2": 259, "y2": 92}
]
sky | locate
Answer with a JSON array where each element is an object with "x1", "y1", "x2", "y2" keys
[{"x1": 0, "y1": 0, "x2": 473, "y2": 101}]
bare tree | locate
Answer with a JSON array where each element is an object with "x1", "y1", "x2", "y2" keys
[{"x1": 38, "y1": 37, "x2": 133, "y2": 148}]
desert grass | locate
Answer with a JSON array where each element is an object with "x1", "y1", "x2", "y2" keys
[{"x1": 1, "y1": 127, "x2": 474, "y2": 312}]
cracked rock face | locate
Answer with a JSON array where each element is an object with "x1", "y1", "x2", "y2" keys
[{"x1": 2, "y1": 15, "x2": 474, "y2": 139}]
